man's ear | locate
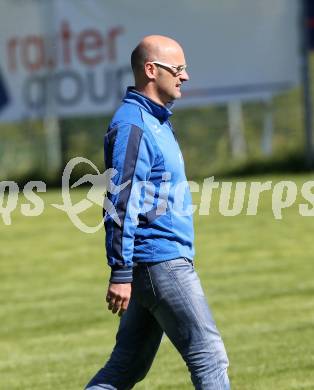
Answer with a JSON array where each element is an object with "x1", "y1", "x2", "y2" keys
[{"x1": 144, "y1": 62, "x2": 157, "y2": 80}]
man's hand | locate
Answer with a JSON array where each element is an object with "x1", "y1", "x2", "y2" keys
[{"x1": 105, "y1": 282, "x2": 131, "y2": 317}]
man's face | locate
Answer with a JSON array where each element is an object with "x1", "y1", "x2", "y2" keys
[{"x1": 153, "y1": 46, "x2": 189, "y2": 105}]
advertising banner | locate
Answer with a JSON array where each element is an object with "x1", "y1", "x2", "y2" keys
[{"x1": 0, "y1": 0, "x2": 301, "y2": 122}]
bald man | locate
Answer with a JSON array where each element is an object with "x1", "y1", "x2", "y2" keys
[{"x1": 85, "y1": 35, "x2": 230, "y2": 390}]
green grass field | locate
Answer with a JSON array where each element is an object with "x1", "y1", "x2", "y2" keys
[{"x1": 1, "y1": 174, "x2": 314, "y2": 389}]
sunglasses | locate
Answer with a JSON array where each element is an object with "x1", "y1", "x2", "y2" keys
[{"x1": 151, "y1": 61, "x2": 187, "y2": 75}]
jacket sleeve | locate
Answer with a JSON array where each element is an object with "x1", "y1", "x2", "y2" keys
[{"x1": 104, "y1": 123, "x2": 155, "y2": 283}]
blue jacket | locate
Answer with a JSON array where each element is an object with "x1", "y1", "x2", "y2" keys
[{"x1": 104, "y1": 87, "x2": 195, "y2": 283}]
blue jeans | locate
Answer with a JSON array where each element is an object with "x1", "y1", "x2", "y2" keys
[{"x1": 85, "y1": 258, "x2": 230, "y2": 389}]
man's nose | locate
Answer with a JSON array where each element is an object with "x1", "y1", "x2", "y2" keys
[{"x1": 180, "y1": 69, "x2": 189, "y2": 81}]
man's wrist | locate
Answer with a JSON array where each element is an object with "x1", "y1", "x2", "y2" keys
[{"x1": 110, "y1": 266, "x2": 133, "y2": 283}]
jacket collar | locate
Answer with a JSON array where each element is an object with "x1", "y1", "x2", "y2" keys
[{"x1": 123, "y1": 86, "x2": 173, "y2": 123}]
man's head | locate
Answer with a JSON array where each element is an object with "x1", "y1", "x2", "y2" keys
[{"x1": 131, "y1": 35, "x2": 189, "y2": 106}]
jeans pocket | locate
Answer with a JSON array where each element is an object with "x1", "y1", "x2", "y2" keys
[
  {"x1": 167, "y1": 257, "x2": 193, "y2": 270},
  {"x1": 167, "y1": 258, "x2": 204, "y2": 297},
  {"x1": 145, "y1": 264, "x2": 157, "y2": 298},
  {"x1": 185, "y1": 257, "x2": 195, "y2": 268}
]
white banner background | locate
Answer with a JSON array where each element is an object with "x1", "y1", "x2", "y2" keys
[{"x1": 0, "y1": 0, "x2": 301, "y2": 122}]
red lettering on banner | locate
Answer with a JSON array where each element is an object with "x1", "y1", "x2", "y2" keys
[
  {"x1": 6, "y1": 20, "x2": 124, "y2": 72},
  {"x1": 7, "y1": 38, "x2": 19, "y2": 71},
  {"x1": 22, "y1": 36, "x2": 45, "y2": 72},
  {"x1": 61, "y1": 21, "x2": 72, "y2": 65},
  {"x1": 107, "y1": 27, "x2": 124, "y2": 61},
  {"x1": 77, "y1": 29, "x2": 103, "y2": 65}
]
